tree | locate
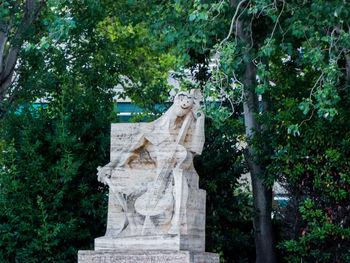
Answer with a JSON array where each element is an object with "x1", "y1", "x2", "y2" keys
[
  {"x1": 0, "y1": 0, "x2": 44, "y2": 101},
  {"x1": 260, "y1": 2, "x2": 350, "y2": 261},
  {"x1": 0, "y1": 2, "x2": 117, "y2": 260},
  {"x1": 0, "y1": 0, "x2": 69, "y2": 112}
]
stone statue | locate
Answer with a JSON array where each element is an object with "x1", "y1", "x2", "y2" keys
[
  {"x1": 96, "y1": 89, "x2": 205, "y2": 246},
  {"x1": 78, "y1": 89, "x2": 219, "y2": 262}
]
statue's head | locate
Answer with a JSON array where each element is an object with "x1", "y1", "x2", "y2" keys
[{"x1": 173, "y1": 91, "x2": 194, "y2": 117}]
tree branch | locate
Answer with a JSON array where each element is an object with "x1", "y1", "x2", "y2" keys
[
  {"x1": 0, "y1": 23, "x2": 8, "y2": 73},
  {"x1": 346, "y1": 55, "x2": 350, "y2": 89},
  {"x1": 0, "y1": 0, "x2": 47, "y2": 103},
  {"x1": 265, "y1": 0, "x2": 285, "y2": 47},
  {"x1": 219, "y1": 0, "x2": 248, "y2": 47},
  {"x1": 33, "y1": 1, "x2": 48, "y2": 22}
]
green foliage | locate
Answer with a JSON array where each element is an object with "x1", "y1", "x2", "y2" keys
[
  {"x1": 0, "y1": 87, "x2": 117, "y2": 262},
  {"x1": 96, "y1": 15, "x2": 175, "y2": 114},
  {"x1": 270, "y1": 105, "x2": 350, "y2": 262},
  {"x1": 257, "y1": 3, "x2": 350, "y2": 257}
]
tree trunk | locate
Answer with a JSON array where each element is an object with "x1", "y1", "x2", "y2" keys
[
  {"x1": 224, "y1": 4, "x2": 277, "y2": 260},
  {"x1": 346, "y1": 55, "x2": 350, "y2": 91},
  {"x1": 346, "y1": 24, "x2": 350, "y2": 90},
  {"x1": 242, "y1": 60, "x2": 276, "y2": 263},
  {"x1": 234, "y1": 8, "x2": 276, "y2": 259},
  {"x1": 230, "y1": 0, "x2": 276, "y2": 260}
]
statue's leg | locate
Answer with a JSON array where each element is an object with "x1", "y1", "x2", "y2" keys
[
  {"x1": 168, "y1": 145, "x2": 190, "y2": 234},
  {"x1": 168, "y1": 167, "x2": 189, "y2": 234},
  {"x1": 105, "y1": 190, "x2": 127, "y2": 237},
  {"x1": 118, "y1": 135, "x2": 147, "y2": 167},
  {"x1": 123, "y1": 194, "x2": 140, "y2": 236},
  {"x1": 141, "y1": 149, "x2": 170, "y2": 235},
  {"x1": 140, "y1": 144, "x2": 175, "y2": 235},
  {"x1": 104, "y1": 176, "x2": 137, "y2": 237}
]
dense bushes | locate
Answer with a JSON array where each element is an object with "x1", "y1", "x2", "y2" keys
[
  {"x1": 273, "y1": 104, "x2": 350, "y2": 262},
  {"x1": 0, "y1": 87, "x2": 117, "y2": 262},
  {"x1": 195, "y1": 118, "x2": 255, "y2": 263},
  {"x1": 263, "y1": 56, "x2": 350, "y2": 262}
]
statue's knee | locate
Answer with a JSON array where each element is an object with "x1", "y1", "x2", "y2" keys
[{"x1": 175, "y1": 146, "x2": 192, "y2": 169}]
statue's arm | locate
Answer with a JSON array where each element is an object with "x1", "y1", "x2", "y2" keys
[{"x1": 97, "y1": 133, "x2": 147, "y2": 184}]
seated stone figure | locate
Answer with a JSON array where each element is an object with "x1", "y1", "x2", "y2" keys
[{"x1": 95, "y1": 89, "x2": 206, "y2": 251}]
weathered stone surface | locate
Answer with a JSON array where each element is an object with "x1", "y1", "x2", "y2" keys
[
  {"x1": 78, "y1": 250, "x2": 220, "y2": 263},
  {"x1": 95, "y1": 90, "x2": 207, "y2": 251},
  {"x1": 95, "y1": 233, "x2": 205, "y2": 251}
]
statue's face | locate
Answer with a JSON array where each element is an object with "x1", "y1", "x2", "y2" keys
[{"x1": 174, "y1": 92, "x2": 194, "y2": 117}]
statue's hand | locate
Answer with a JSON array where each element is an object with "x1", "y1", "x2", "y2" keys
[{"x1": 97, "y1": 165, "x2": 112, "y2": 184}]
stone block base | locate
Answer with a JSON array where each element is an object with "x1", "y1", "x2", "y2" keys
[
  {"x1": 94, "y1": 234, "x2": 204, "y2": 252},
  {"x1": 78, "y1": 250, "x2": 219, "y2": 263}
]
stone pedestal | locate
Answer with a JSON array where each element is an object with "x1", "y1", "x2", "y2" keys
[
  {"x1": 78, "y1": 250, "x2": 219, "y2": 263},
  {"x1": 95, "y1": 234, "x2": 204, "y2": 251}
]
